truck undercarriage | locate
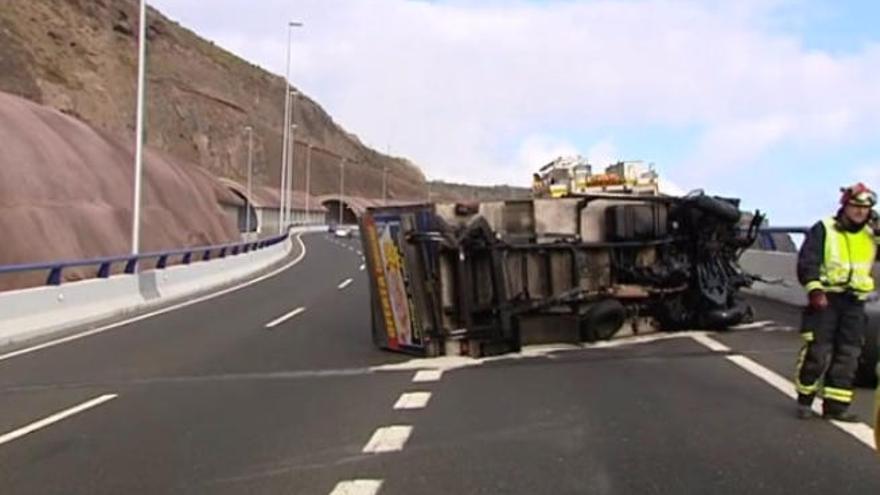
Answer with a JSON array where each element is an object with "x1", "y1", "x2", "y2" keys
[{"x1": 361, "y1": 191, "x2": 765, "y2": 357}]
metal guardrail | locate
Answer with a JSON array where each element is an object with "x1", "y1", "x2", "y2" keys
[{"x1": 0, "y1": 232, "x2": 290, "y2": 287}]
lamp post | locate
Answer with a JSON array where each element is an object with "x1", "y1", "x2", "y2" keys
[
  {"x1": 305, "y1": 144, "x2": 312, "y2": 224},
  {"x1": 244, "y1": 126, "x2": 254, "y2": 237},
  {"x1": 131, "y1": 0, "x2": 148, "y2": 256},
  {"x1": 287, "y1": 122, "x2": 297, "y2": 226},
  {"x1": 339, "y1": 157, "x2": 346, "y2": 225},
  {"x1": 287, "y1": 89, "x2": 299, "y2": 226},
  {"x1": 279, "y1": 21, "x2": 302, "y2": 233}
]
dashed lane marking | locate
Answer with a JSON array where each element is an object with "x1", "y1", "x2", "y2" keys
[
  {"x1": 412, "y1": 369, "x2": 443, "y2": 382},
  {"x1": 691, "y1": 334, "x2": 876, "y2": 450},
  {"x1": 362, "y1": 425, "x2": 413, "y2": 453},
  {"x1": 359, "y1": 264, "x2": 365, "y2": 271},
  {"x1": 338, "y1": 278, "x2": 353, "y2": 290},
  {"x1": 265, "y1": 307, "x2": 306, "y2": 329},
  {"x1": 393, "y1": 392, "x2": 432, "y2": 410},
  {"x1": 329, "y1": 480, "x2": 383, "y2": 495},
  {"x1": 0, "y1": 394, "x2": 118, "y2": 446}
]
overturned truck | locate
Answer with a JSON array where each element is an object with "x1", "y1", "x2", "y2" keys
[{"x1": 360, "y1": 191, "x2": 765, "y2": 357}]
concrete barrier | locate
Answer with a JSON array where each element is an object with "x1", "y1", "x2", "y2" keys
[
  {"x1": 0, "y1": 226, "x2": 327, "y2": 347},
  {"x1": 740, "y1": 249, "x2": 880, "y2": 307}
]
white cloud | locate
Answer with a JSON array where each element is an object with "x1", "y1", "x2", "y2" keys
[
  {"x1": 585, "y1": 140, "x2": 618, "y2": 168},
  {"x1": 149, "y1": 0, "x2": 880, "y2": 190}
]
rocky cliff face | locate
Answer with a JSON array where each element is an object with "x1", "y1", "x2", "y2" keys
[
  {"x1": 0, "y1": 90, "x2": 241, "y2": 289},
  {"x1": 0, "y1": 0, "x2": 428, "y2": 200}
]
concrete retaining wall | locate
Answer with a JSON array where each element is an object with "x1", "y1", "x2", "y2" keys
[
  {"x1": 739, "y1": 249, "x2": 880, "y2": 309},
  {"x1": 0, "y1": 226, "x2": 327, "y2": 347}
]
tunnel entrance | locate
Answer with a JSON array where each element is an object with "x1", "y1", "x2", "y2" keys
[{"x1": 322, "y1": 200, "x2": 358, "y2": 224}]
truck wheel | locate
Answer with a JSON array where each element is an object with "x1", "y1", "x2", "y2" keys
[
  {"x1": 579, "y1": 299, "x2": 626, "y2": 342},
  {"x1": 854, "y1": 311, "x2": 878, "y2": 388},
  {"x1": 690, "y1": 194, "x2": 741, "y2": 223},
  {"x1": 698, "y1": 303, "x2": 749, "y2": 330}
]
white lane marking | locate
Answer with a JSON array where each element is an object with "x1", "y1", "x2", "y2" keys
[
  {"x1": 690, "y1": 333, "x2": 731, "y2": 352},
  {"x1": 393, "y1": 392, "x2": 432, "y2": 410},
  {"x1": 265, "y1": 307, "x2": 306, "y2": 329},
  {"x1": 338, "y1": 278, "x2": 353, "y2": 290},
  {"x1": 730, "y1": 320, "x2": 775, "y2": 330},
  {"x1": 0, "y1": 234, "x2": 309, "y2": 363},
  {"x1": 412, "y1": 369, "x2": 443, "y2": 382},
  {"x1": 362, "y1": 425, "x2": 413, "y2": 453},
  {"x1": 0, "y1": 394, "x2": 117, "y2": 446},
  {"x1": 329, "y1": 480, "x2": 384, "y2": 495},
  {"x1": 359, "y1": 264, "x2": 365, "y2": 271},
  {"x1": 723, "y1": 354, "x2": 796, "y2": 399},
  {"x1": 692, "y1": 335, "x2": 876, "y2": 450},
  {"x1": 824, "y1": 417, "x2": 877, "y2": 449}
]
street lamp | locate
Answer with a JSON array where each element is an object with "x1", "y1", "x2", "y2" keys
[
  {"x1": 244, "y1": 126, "x2": 254, "y2": 237},
  {"x1": 305, "y1": 144, "x2": 312, "y2": 224},
  {"x1": 279, "y1": 20, "x2": 303, "y2": 234},
  {"x1": 131, "y1": 0, "x2": 147, "y2": 256},
  {"x1": 339, "y1": 157, "x2": 346, "y2": 225},
  {"x1": 287, "y1": 122, "x2": 297, "y2": 226}
]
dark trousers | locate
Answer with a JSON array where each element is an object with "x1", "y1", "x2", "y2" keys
[{"x1": 796, "y1": 293, "x2": 867, "y2": 413}]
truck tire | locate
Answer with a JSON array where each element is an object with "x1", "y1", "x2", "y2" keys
[
  {"x1": 690, "y1": 194, "x2": 742, "y2": 223},
  {"x1": 854, "y1": 310, "x2": 878, "y2": 388},
  {"x1": 579, "y1": 299, "x2": 626, "y2": 342},
  {"x1": 699, "y1": 303, "x2": 749, "y2": 329}
]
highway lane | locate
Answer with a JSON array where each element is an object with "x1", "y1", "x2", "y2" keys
[
  {"x1": 367, "y1": 338, "x2": 880, "y2": 495},
  {"x1": 0, "y1": 233, "x2": 877, "y2": 494},
  {"x1": 0, "y1": 233, "x2": 399, "y2": 388},
  {"x1": 725, "y1": 297, "x2": 878, "y2": 424},
  {"x1": 0, "y1": 232, "x2": 412, "y2": 494}
]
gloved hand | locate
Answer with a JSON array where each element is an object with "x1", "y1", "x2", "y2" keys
[{"x1": 808, "y1": 290, "x2": 828, "y2": 311}]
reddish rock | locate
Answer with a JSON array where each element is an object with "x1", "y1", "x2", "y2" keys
[{"x1": 0, "y1": 91, "x2": 239, "y2": 289}]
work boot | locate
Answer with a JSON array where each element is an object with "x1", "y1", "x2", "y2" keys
[
  {"x1": 796, "y1": 405, "x2": 817, "y2": 420},
  {"x1": 822, "y1": 410, "x2": 859, "y2": 423}
]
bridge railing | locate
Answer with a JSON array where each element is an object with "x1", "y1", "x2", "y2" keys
[{"x1": 0, "y1": 232, "x2": 291, "y2": 289}]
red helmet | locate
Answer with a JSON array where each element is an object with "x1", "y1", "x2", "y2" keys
[{"x1": 840, "y1": 183, "x2": 877, "y2": 207}]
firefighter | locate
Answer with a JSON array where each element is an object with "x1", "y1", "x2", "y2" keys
[{"x1": 795, "y1": 183, "x2": 878, "y2": 421}]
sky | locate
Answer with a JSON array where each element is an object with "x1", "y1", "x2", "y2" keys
[{"x1": 149, "y1": 0, "x2": 880, "y2": 226}]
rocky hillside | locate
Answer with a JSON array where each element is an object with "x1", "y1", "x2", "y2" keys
[
  {"x1": 0, "y1": 0, "x2": 427, "y2": 200},
  {"x1": 0, "y1": 90, "x2": 241, "y2": 289}
]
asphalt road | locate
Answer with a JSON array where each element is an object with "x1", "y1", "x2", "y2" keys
[{"x1": 0, "y1": 233, "x2": 877, "y2": 494}]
